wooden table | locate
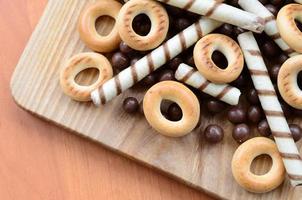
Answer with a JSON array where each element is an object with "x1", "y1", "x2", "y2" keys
[{"x1": 0, "y1": 1, "x2": 214, "y2": 199}]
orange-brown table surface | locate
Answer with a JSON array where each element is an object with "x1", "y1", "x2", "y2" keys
[{"x1": 0, "y1": 1, "x2": 214, "y2": 199}]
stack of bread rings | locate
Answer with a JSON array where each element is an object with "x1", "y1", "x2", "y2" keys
[{"x1": 59, "y1": 0, "x2": 302, "y2": 194}]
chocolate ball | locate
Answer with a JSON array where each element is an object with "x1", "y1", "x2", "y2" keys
[
  {"x1": 278, "y1": 54, "x2": 289, "y2": 64},
  {"x1": 175, "y1": 18, "x2": 190, "y2": 31},
  {"x1": 204, "y1": 124, "x2": 224, "y2": 143},
  {"x1": 247, "y1": 88, "x2": 260, "y2": 105},
  {"x1": 130, "y1": 56, "x2": 140, "y2": 66},
  {"x1": 233, "y1": 27, "x2": 246, "y2": 36},
  {"x1": 168, "y1": 57, "x2": 183, "y2": 70},
  {"x1": 269, "y1": 64, "x2": 281, "y2": 83},
  {"x1": 248, "y1": 105, "x2": 263, "y2": 123},
  {"x1": 289, "y1": 124, "x2": 302, "y2": 142},
  {"x1": 123, "y1": 97, "x2": 139, "y2": 113},
  {"x1": 262, "y1": 41, "x2": 279, "y2": 57},
  {"x1": 231, "y1": 74, "x2": 246, "y2": 88},
  {"x1": 167, "y1": 103, "x2": 183, "y2": 121},
  {"x1": 228, "y1": 106, "x2": 247, "y2": 124},
  {"x1": 227, "y1": 0, "x2": 239, "y2": 7},
  {"x1": 219, "y1": 24, "x2": 234, "y2": 36},
  {"x1": 232, "y1": 123, "x2": 251, "y2": 143},
  {"x1": 280, "y1": 101, "x2": 292, "y2": 118},
  {"x1": 111, "y1": 52, "x2": 130, "y2": 71},
  {"x1": 258, "y1": 120, "x2": 271, "y2": 137},
  {"x1": 119, "y1": 41, "x2": 135, "y2": 55},
  {"x1": 158, "y1": 70, "x2": 175, "y2": 82},
  {"x1": 206, "y1": 99, "x2": 226, "y2": 114},
  {"x1": 141, "y1": 73, "x2": 157, "y2": 86},
  {"x1": 165, "y1": 5, "x2": 183, "y2": 17},
  {"x1": 265, "y1": 4, "x2": 278, "y2": 16}
]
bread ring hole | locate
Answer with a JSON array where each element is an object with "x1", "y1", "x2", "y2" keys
[
  {"x1": 297, "y1": 71, "x2": 302, "y2": 90},
  {"x1": 95, "y1": 16, "x2": 115, "y2": 36},
  {"x1": 132, "y1": 14, "x2": 151, "y2": 36},
  {"x1": 295, "y1": 19, "x2": 302, "y2": 32},
  {"x1": 211, "y1": 50, "x2": 228, "y2": 69},
  {"x1": 250, "y1": 154, "x2": 272, "y2": 175},
  {"x1": 160, "y1": 100, "x2": 183, "y2": 121},
  {"x1": 75, "y1": 68, "x2": 100, "y2": 86}
]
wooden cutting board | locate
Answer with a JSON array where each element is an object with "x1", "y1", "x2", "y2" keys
[{"x1": 10, "y1": 0, "x2": 302, "y2": 199}]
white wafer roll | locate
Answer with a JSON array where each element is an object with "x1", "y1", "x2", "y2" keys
[
  {"x1": 238, "y1": 32, "x2": 302, "y2": 187},
  {"x1": 175, "y1": 63, "x2": 241, "y2": 105},
  {"x1": 91, "y1": 17, "x2": 222, "y2": 105},
  {"x1": 156, "y1": 0, "x2": 265, "y2": 33},
  {"x1": 295, "y1": 0, "x2": 302, "y2": 4},
  {"x1": 238, "y1": 0, "x2": 299, "y2": 57}
]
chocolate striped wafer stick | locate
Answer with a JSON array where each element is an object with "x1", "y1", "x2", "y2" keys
[
  {"x1": 91, "y1": 17, "x2": 222, "y2": 106},
  {"x1": 156, "y1": 0, "x2": 265, "y2": 33},
  {"x1": 238, "y1": 0, "x2": 299, "y2": 57},
  {"x1": 175, "y1": 63, "x2": 241, "y2": 105},
  {"x1": 238, "y1": 32, "x2": 302, "y2": 187}
]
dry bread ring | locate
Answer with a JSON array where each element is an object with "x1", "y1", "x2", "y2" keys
[
  {"x1": 277, "y1": 4, "x2": 302, "y2": 53},
  {"x1": 143, "y1": 81, "x2": 200, "y2": 137},
  {"x1": 232, "y1": 137, "x2": 285, "y2": 193},
  {"x1": 193, "y1": 34, "x2": 244, "y2": 84},
  {"x1": 60, "y1": 52, "x2": 113, "y2": 102},
  {"x1": 78, "y1": 0, "x2": 122, "y2": 52},
  {"x1": 117, "y1": 0, "x2": 169, "y2": 51},
  {"x1": 278, "y1": 55, "x2": 302, "y2": 109}
]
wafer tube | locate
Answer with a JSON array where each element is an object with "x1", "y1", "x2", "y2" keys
[
  {"x1": 156, "y1": 0, "x2": 265, "y2": 33},
  {"x1": 238, "y1": 0, "x2": 299, "y2": 57},
  {"x1": 238, "y1": 32, "x2": 302, "y2": 187},
  {"x1": 91, "y1": 17, "x2": 222, "y2": 105},
  {"x1": 175, "y1": 64, "x2": 241, "y2": 105}
]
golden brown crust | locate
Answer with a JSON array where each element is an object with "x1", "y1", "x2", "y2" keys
[
  {"x1": 143, "y1": 81, "x2": 200, "y2": 137},
  {"x1": 232, "y1": 137, "x2": 285, "y2": 193},
  {"x1": 78, "y1": 0, "x2": 122, "y2": 52},
  {"x1": 277, "y1": 4, "x2": 302, "y2": 53},
  {"x1": 193, "y1": 34, "x2": 244, "y2": 84},
  {"x1": 117, "y1": 0, "x2": 169, "y2": 51},
  {"x1": 278, "y1": 55, "x2": 302, "y2": 109},
  {"x1": 60, "y1": 52, "x2": 113, "y2": 102}
]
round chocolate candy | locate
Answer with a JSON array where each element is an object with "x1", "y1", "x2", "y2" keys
[
  {"x1": 228, "y1": 106, "x2": 247, "y2": 124},
  {"x1": 247, "y1": 88, "x2": 259, "y2": 105},
  {"x1": 289, "y1": 124, "x2": 302, "y2": 142},
  {"x1": 123, "y1": 97, "x2": 139, "y2": 113},
  {"x1": 262, "y1": 41, "x2": 279, "y2": 57},
  {"x1": 119, "y1": 41, "x2": 135, "y2": 55},
  {"x1": 232, "y1": 123, "x2": 251, "y2": 143},
  {"x1": 111, "y1": 52, "x2": 130, "y2": 71},
  {"x1": 141, "y1": 73, "x2": 157, "y2": 86},
  {"x1": 175, "y1": 18, "x2": 190, "y2": 31},
  {"x1": 206, "y1": 99, "x2": 226, "y2": 114},
  {"x1": 204, "y1": 124, "x2": 224, "y2": 143},
  {"x1": 247, "y1": 105, "x2": 263, "y2": 123},
  {"x1": 231, "y1": 74, "x2": 246, "y2": 88},
  {"x1": 258, "y1": 120, "x2": 271, "y2": 137},
  {"x1": 219, "y1": 24, "x2": 234, "y2": 36},
  {"x1": 168, "y1": 57, "x2": 183, "y2": 70},
  {"x1": 158, "y1": 69, "x2": 175, "y2": 82},
  {"x1": 269, "y1": 64, "x2": 281, "y2": 83},
  {"x1": 167, "y1": 103, "x2": 183, "y2": 121}
]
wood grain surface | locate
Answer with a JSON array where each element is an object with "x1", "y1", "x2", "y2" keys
[
  {"x1": 0, "y1": 1, "x2": 213, "y2": 200},
  {"x1": 7, "y1": 0, "x2": 302, "y2": 199}
]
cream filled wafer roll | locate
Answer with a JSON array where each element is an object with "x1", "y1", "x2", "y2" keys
[
  {"x1": 175, "y1": 64, "x2": 241, "y2": 105},
  {"x1": 91, "y1": 17, "x2": 222, "y2": 106},
  {"x1": 238, "y1": 0, "x2": 299, "y2": 57},
  {"x1": 238, "y1": 32, "x2": 302, "y2": 187},
  {"x1": 156, "y1": 0, "x2": 265, "y2": 33}
]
